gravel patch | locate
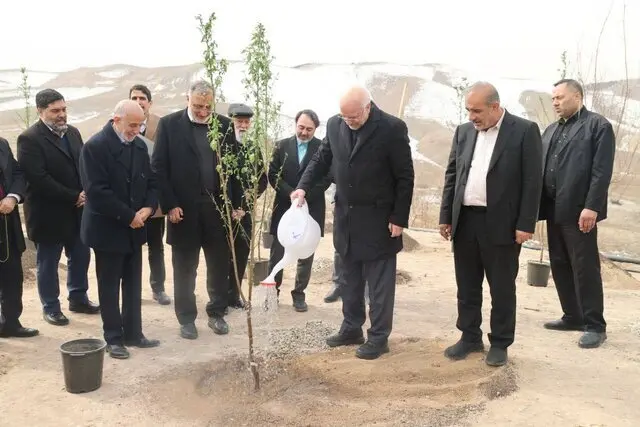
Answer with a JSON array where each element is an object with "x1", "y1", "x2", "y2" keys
[{"x1": 259, "y1": 320, "x2": 336, "y2": 360}]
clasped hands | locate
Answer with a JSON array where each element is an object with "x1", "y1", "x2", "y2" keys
[
  {"x1": 130, "y1": 207, "x2": 153, "y2": 229},
  {"x1": 289, "y1": 189, "x2": 404, "y2": 238}
]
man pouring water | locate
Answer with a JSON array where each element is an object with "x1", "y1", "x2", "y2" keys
[{"x1": 291, "y1": 85, "x2": 414, "y2": 360}]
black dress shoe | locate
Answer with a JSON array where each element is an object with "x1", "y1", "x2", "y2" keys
[
  {"x1": 543, "y1": 319, "x2": 583, "y2": 331},
  {"x1": 326, "y1": 331, "x2": 365, "y2": 348},
  {"x1": 444, "y1": 340, "x2": 484, "y2": 360},
  {"x1": 124, "y1": 336, "x2": 160, "y2": 348},
  {"x1": 578, "y1": 331, "x2": 607, "y2": 348},
  {"x1": 107, "y1": 345, "x2": 130, "y2": 359},
  {"x1": 208, "y1": 317, "x2": 229, "y2": 335},
  {"x1": 355, "y1": 341, "x2": 389, "y2": 360},
  {"x1": 69, "y1": 300, "x2": 100, "y2": 314},
  {"x1": 324, "y1": 287, "x2": 341, "y2": 303},
  {"x1": 0, "y1": 327, "x2": 40, "y2": 338},
  {"x1": 485, "y1": 346, "x2": 508, "y2": 367},
  {"x1": 293, "y1": 299, "x2": 308, "y2": 312},
  {"x1": 43, "y1": 312, "x2": 69, "y2": 326},
  {"x1": 228, "y1": 299, "x2": 245, "y2": 309},
  {"x1": 153, "y1": 291, "x2": 171, "y2": 305},
  {"x1": 180, "y1": 323, "x2": 198, "y2": 340}
]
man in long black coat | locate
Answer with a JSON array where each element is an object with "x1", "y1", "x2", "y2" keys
[
  {"x1": 0, "y1": 137, "x2": 39, "y2": 339},
  {"x1": 151, "y1": 80, "x2": 237, "y2": 339},
  {"x1": 225, "y1": 103, "x2": 267, "y2": 311},
  {"x1": 268, "y1": 109, "x2": 331, "y2": 312},
  {"x1": 79, "y1": 100, "x2": 160, "y2": 359},
  {"x1": 293, "y1": 85, "x2": 414, "y2": 360},
  {"x1": 17, "y1": 89, "x2": 99, "y2": 327},
  {"x1": 540, "y1": 79, "x2": 615, "y2": 349}
]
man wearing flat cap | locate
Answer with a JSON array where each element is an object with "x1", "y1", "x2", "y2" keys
[{"x1": 226, "y1": 103, "x2": 267, "y2": 311}]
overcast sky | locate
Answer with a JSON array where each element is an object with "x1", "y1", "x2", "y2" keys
[{"x1": 1, "y1": 0, "x2": 637, "y2": 82}]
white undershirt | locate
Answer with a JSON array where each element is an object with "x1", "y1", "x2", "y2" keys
[{"x1": 462, "y1": 108, "x2": 506, "y2": 207}]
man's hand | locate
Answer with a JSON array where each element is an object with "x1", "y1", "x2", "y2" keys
[
  {"x1": 439, "y1": 224, "x2": 452, "y2": 241},
  {"x1": 515, "y1": 230, "x2": 533, "y2": 244},
  {"x1": 75, "y1": 191, "x2": 86, "y2": 207},
  {"x1": 137, "y1": 207, "x2": 153, "y2": 222},
  {"x1": 0, "y1": 197, "x2": 18, "y2": 215},
  {"x1": 578, "y1": 208, "x2": 598, "y2": 233},
  {"x1": 168, "y1": 207, "x2": 184, "y2": 224},
  {"x1": 290, "y1": 189, "x2": 306, "y2": 206},
  {"x1": 232, "y1": 209, "x2": 245, "y2": 221},
  {"x1": 389, "y1": 223, "x2": 403, "y2": 238},
  {"x1": 130, "y1": 214, "x2": 145, "y2": 229}
]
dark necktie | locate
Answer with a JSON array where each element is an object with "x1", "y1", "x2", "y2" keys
[{"x1": 349, "y1": 129, "x2": 357, "y2": 152}]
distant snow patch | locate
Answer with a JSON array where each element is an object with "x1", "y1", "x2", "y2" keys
[
  {"x1": 0, "y1": 70, "x2": 58, "y2": 90},
  {"x1": 96, "y1": 69, "x2": 129, "y2": 79},
  {"x1": 68, "y1": 111, "x2": 100, "y2": 124},
  {"x1": 0, "y1": 86, "x2": 114, "y2": 112}
]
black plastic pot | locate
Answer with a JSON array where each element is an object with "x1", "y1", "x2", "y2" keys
[{"x1": 527, "y1": 260, "x2": 551, "y2": 287}]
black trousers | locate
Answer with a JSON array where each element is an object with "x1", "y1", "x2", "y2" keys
[
  {"x1": 268, "y1": 235, "x2": 314, "y2": 300},
  {"x1": 146, "y1": 216, "x2": 166, "y2": 293},
  {"x1": 0, "y1": 221, "x2": 23, "y2": 333},
  {"x1": 228, "y1": 214, "x2": 251, "y2": 303},
  {"x1": 452, "y1": 207, "x2": 521, "y2": 349},
  {"x1": 173, "y1": 199, "x2": 229, "y2": 323},
  {"x1": 546, "y1": 219, "x2": 606, "y2": 332},
  {"x1": 94, "y1": 247, "x2": 143, "y2": 346},
  {"x1": 339, "y1": 252, "x2": 396, "y2": 344}
]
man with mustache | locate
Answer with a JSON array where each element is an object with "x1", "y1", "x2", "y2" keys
[
  {"x1": 79, "y1": 100, "x2": 160, "y2": 359},
  {"x1": 438, "y1": 81, "x2": 543, "y2": 367},
  {"x1": 540, "y1": 79, "x2": 615, "y2": 349},
  {"x1": 17, "y1": 89, "x2": 99, "y2": 327},
  {"x1": 129, "y1": 84, "x2": 170, "y2": 306},
  {"x1": 152, "y1": 80, "x2": 238, "y2": 339},
  {"x1": 268, "y1": 109, "x2": 331, "y2": 311}
]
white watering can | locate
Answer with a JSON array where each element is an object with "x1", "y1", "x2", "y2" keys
[{"x1": 260, "y1": 197, "x2": 321, "y2": 285}]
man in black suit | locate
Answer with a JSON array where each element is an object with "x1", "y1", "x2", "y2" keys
[
  {"x1": 129, "y1": 84, "x2": 170, "y2": 306},
  {"x1": 17, "y1": 89, "x2": 99, "y2": 326},
  {"x1": 540, "y1": 79, "x2": 615, "y2": 349},
  {"x1": 0, "y1": 137, "x2": 39, "y2": 339},
  {"x1": 79, "y1": 100, "x2": 160, "y2": 359},
  {"x1": 292, "y1": 85, "x2": 414, "y2": 360},
  {"x1": 225, "y1": 102, "x2": 267, "y2": 311},
  {"x1": 152, "y1": 80, "x2": 236, "y2": 339},
  {"x1": 268, "y1": 109, "x2": 331, "y2": 312},
  {"x1": 438, "y1": 81, "x2": 543, "y2": 367}
]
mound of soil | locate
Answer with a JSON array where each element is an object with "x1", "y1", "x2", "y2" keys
[{"x1": 144, "y1": 338, "x2": 517, "y2": 426}]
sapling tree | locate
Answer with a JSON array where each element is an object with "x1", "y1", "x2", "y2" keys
[
  {"x1": 17, "y1": 67, "x2": 34, "y2": 129},
  {"x1": 197, "y1": 13, "x2": 282, "y2": 392}
]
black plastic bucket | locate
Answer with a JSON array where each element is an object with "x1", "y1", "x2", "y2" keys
[
  {"x1": 527, "y1": 260, "x2": 551, "y2": 287},
  {"x1": 60, "y1": 338, "x2": 107, "y2": 394}
]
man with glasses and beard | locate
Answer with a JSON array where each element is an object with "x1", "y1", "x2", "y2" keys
[
  {"x1": 17, "y1": 89, "x2": 99, "y2": 327},
  {"x1": 291, "y1": 86, "x2": 414, "y2": 360},
  {"x1": 152, "y1": 80, "x2": 238, "y2": 339},
  {"x1": 268, "y1": 109, "x2": 331, "y2": 311}
]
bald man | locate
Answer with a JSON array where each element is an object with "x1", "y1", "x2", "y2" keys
[
  {"x1": 438, "y1": 82, "x2": 543, "y2": 367},
  {"x1": 80, "y1": 100, "x2": 160, "y2": 360},
  {"x1": 293, "y1": 85, "x2": 414, "y2": 360}
]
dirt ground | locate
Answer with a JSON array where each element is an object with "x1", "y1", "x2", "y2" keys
[{"x1": 1, "y1": 229, "x2": 640, "y2": 427}]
